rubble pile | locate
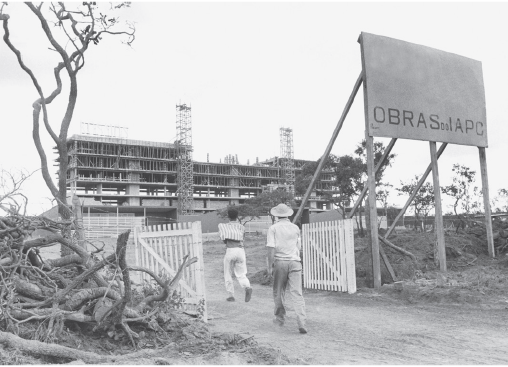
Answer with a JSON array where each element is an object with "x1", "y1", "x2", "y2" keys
[{"x1": 0, "y1": 214, "x2": 199, "y2": 363}]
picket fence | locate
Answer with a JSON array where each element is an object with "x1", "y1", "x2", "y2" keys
[
  {"x1": 301, "y1": 219, "x2": 356, "y2": 293},
  {"x1": 134, "y1": 222, "x2": 207, "y2": 320},
  {"x1": 84, "y1": 216, "x2": 144, "y2": 239}
]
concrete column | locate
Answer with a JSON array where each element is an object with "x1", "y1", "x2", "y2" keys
[
  {"x1": 126, "y1": 184, "x2": 140, "y2": 206},
  {"x1": 229, "y1": 177, "x2": 239, "y2": 200}
]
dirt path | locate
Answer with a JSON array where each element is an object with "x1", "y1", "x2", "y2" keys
[{"x1": 203, "y1": 242, "x2": 508, "y2": 364}]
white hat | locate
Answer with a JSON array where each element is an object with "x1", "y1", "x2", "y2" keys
[{"x1": 270, "y1": 203, "x2": 293, "y2": 217}]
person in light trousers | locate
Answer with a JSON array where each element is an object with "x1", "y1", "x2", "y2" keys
[
  {"x1": 218, "y1": 207, "x2": 253, "y2": 302},
  {"x1": 266, "y1": 203, "x2": 307, "y2": 334}
]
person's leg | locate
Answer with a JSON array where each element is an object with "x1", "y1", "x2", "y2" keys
[
  {"x1": 232, "y1": 248, "x2": 252, "y2": 302},
  {"x1": 272, "y1": 260, "x2": 289, "y2": 325},
  {"x1": 287, "y1": 261, "x2": 307, "y2": 332},
  {"x1": 223, "y1": 250, "x2": 235, "y2": 301}
]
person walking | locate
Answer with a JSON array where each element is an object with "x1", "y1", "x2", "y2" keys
[
  {"x1": 266, "y1": 203, "x2": 307, "y2": 334},
  {"x1": 218, "y1": 207, "x2": 253, "y2": 302}
]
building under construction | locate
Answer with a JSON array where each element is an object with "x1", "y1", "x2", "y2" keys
[{"x1": 66, "y1": 107, "x2": 335, "y2": 235}]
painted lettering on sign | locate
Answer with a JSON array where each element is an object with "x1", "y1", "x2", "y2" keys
[
  {"x1": 372, "y1": 107, "x2": 484, "y2": 136},
  {"x1": 360, "y1": 32, "x2": 488, "y2": 147}
]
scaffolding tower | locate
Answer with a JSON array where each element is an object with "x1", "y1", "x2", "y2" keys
[
  {"x1": 280, "y1": 127, "x2": 295, "y2": 194},
  {"x1": 176, "y1": 104, "x2": 194, "y2": 215}
]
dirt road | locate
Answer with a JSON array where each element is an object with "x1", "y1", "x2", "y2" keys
[{"x1": 203, "y1": 241, "x2": 508, "y2": 364}]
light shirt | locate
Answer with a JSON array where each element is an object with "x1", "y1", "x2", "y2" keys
[
  {"x1": 218, "y1": 220, "x2": 245, "y2": 247},
  {"x1": 266, "y1": 218, "x2": 301, "y2": 261}
]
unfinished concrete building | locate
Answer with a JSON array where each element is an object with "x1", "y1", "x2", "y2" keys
[{"x1": 66, "y1": 120, "x2": 335, "y2": 236}]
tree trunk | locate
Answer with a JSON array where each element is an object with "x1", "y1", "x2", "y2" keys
[
  {"x1": 72, "y1": 194, "x2": 86, "y2": 249},
  {"x1": 59, "y1": 198, "x2": 72, "y2": 257}
]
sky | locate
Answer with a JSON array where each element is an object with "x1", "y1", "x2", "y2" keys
[{"x1": 1, "y1": 1, "x2": 508, "y2": 215}]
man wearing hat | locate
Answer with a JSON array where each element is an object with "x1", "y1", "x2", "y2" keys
[{"x1": 266, "y1": 203, "x2": 307, "y2": 334}]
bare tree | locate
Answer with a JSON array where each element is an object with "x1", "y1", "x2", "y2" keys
[
  {"x1": 0, "y1": 168, "x2": 38, "y2": 216},
  {"x1": 0, "y1": 2, "x2": 135, "y2": 227}
]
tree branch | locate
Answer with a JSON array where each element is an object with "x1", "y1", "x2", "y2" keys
[{"x1": 130, "y1": 255, "x2": 198, "y2": 312}]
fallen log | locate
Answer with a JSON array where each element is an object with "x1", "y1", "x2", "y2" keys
[
  {"x1": 45, "y1": 253, "x2": 82, "y2": 268},
  {"x1": 0, "y1": 330, "x2": 110, "y2": 364},
  {"x1": 62, "y1": 287, "x2": 125, "y2": 311},
  {"x1": 9, "y1": 308, "x2": 94, "y2": 323},
  {"x1": 12, "y1": 277, "x2": 51, "y2": 300}
]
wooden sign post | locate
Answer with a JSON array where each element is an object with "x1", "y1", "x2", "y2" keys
[
  {"x1": 360, "y1": 46, "x2": 381, "y2": 287},
  {"x1": 429, "y1": 141, "x2": 446, "y2": 271},
  {"x1": 479, "y1": 147, "x2": 495, "y2": 257}
]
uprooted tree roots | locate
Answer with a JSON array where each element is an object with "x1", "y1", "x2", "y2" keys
[{"x1": 0, "y1": 214, "x2": 199, "y2": 362}]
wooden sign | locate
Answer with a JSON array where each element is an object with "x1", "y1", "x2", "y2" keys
[{"x1": 360, "y1": 32, "x2": 488, "y2": 147}]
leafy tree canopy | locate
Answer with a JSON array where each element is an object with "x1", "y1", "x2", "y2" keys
[
  {"x1": 441, "y1": 164, "x2": 483, "y2": 216},
  {"x1": 294, "y1": 155, "x2": 337, "y2": 197},
  {"x1": 354, "y1": 139, "x2": 396, "y2": 185},
  {"x1": 493, "y1": 188, "x2": 508, "y2": 213},
  {"x1": 332, "y1": 154, "x2": 365, "y2": 210},
  {"x1": 397, "y1": 175, "x2": 434, "y2": 229}
]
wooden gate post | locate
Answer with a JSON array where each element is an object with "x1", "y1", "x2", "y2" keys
[
  {"x1": 192, "y1": 221, "x2": 207, "y2": 321},
  {"x1": 430, "y1": 141, "x2": 446, "y2": 272}
]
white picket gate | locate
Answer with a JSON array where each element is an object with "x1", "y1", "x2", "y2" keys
[
  {"x1": 134, "y1": 222, "x2": 207, "y2": 320},
  {"x1": 302, "y1": 219, "x2": 356, "y2": 293}
]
